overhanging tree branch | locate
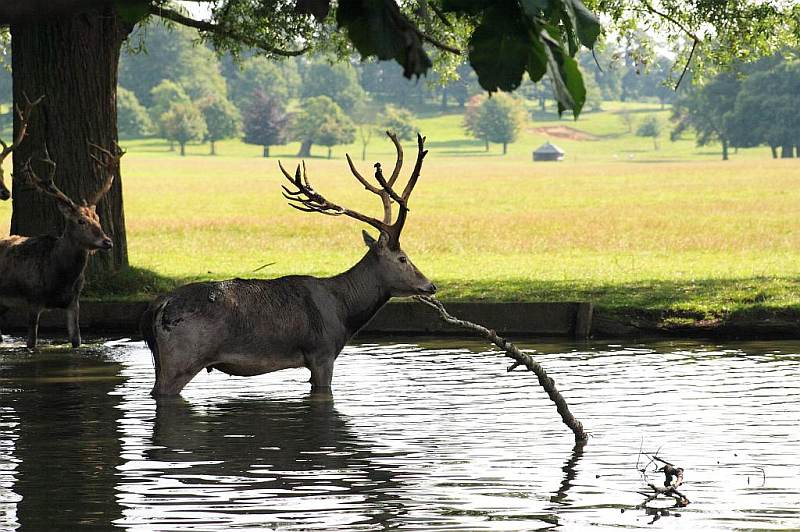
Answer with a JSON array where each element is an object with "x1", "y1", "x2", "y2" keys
[
  {"x1": 149, "y1": 5, "x2": 308, "y2": 57},
  {"x1": 638, "y1": 1, "x2": 702, "y2": 89}
]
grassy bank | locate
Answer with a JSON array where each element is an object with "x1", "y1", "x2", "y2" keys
[{"x1": 2, "y1": 102, "x2": 798, "y2": 327}]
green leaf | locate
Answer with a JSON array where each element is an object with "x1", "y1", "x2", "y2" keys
[
  {"x1": 294, "y1": 0, "x2": 331, "y2": 21},
  {"x1": 440, "y1": 0, "x2": 496, "y2": 14},
  {"x1": 468, "y1": 5, "x2": 530, "y2": 92},
  {"x1": 541, "y1": 29, "x2": 585, "y2": 117},
  {"x1": 337, "y1": 0, "x2": 431, "y2": 78},
  {"x1": 526, "y1": 34, "x2": 548, "y2": 82},
  {"x1": 519, "y1": 0, "x2": 551, "y2": 17},
  {"x1": 571, "y1": 0, "x2": 601, "y2": 48},
  {"x1": 115, "y1": 0, "x2": 150, "y2": 25}
]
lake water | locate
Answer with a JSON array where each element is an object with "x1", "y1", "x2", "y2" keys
[{"x1": 0, "y1": 336, "x2": 799, "y2": 531}]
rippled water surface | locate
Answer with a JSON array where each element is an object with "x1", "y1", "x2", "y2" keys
[{"x1": 1, "y1": 336, "x2": 799, "y2": 531}]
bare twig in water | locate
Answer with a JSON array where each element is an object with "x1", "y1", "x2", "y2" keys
[
  {"x1": 415, "y1": 295, "x2": 589, "y2": 443},
  {"x1": 637, "y1": 453, "x2": 690, "y2": 508}
]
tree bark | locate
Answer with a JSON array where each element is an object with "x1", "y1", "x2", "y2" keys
[
  {"x1": 721, "y1": 138, "x2": 728, "y2": 161},
  {"x1": 327, "y1": 147, "x2": 331, "y2": 159},
  {"x1": 484, "y1": 139, "x2": 489, "y2": 151},
  {"x1": 179, "y1": 141, "x2": 186, "y2": 156},
  {"x1": 10, "y1": 6, "x2": 132, "y2": 280},
  {"x1": 209, "y1": 139, "x2": 216, "y2": 155},
  {"x1": 770, "y1": 145, "x2": 778, "y2": 159},
  {"x1": 502, "y1": 142, "x2": 507, "y2": 155},
  {"x1": 781, "y1": 144, "x2": 793, "y2": 158},
  {"x1": 262, "y1": 145, "x2": 270, "y2": 158},
  {"x1": 297, "y1": 139, "x2": 312, "y2": 157}
]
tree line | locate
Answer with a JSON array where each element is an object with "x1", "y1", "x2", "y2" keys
[{"x1": 672, "y1": 54, "x2": 800, "y2": 160}]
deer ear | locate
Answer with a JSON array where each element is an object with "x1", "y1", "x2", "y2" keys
[{"x1": 362, "y1": 230, "x2": 378, "y2": 248}]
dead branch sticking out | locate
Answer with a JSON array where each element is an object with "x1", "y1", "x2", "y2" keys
[
  {"x1": 638, "y1": 455, "x2": 690, "y2": 508},
  {"x1": 415, "y1": 295, "x2": 589, "y2": 443}
]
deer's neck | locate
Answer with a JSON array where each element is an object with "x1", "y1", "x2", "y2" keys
[
  {"x1": 53, "y1": 234, "x2": 89, "y2": 275},
  {"x1": 330, "y1": 250, "x2": 390, "y2": 335}
]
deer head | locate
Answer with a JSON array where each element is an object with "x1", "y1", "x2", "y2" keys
[
  {"x1": 0, "y1": 94, "x2": 43, "y2": 200},
  {"x1": 279, "y1": 132, "x2": 436, "y2": 297},
  {"x1": 23, "y1": 141, "x2": 123, "y2": 251}
]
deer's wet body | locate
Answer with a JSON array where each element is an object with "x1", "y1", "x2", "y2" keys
[
  {"x1": 0, "y1": 235, "x2": 87, "y2": 310},
  {"x1": 144, "y1": 132, "x2": 436, "y2": 396}
]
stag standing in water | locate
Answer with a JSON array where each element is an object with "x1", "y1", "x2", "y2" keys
[
  {"x1": 142, "y1": 132, "x2": 436, "y2": 396},
  {"x1": 0, "y1": 143, "x2": 121, "y2": 348}
]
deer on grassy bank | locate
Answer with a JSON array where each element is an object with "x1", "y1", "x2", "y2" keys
[
  {"x1": 0, "y1": 143, "x2": 121, "y2": 348},
  {"x1": 0, "y1": 95, "x2": 43, "y2": 200},
  {"x1": 142, "y1": 132, "x2": 436, "y2": 397}
]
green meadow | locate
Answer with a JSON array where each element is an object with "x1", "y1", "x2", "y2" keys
[{"x1": 3, "y1": 101, "x2": 799, "y2": 325}]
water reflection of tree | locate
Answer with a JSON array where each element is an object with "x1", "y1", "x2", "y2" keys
[
  {"x1": 1, "y1": 351, "x2": 125, "y2": 530},
  {"x1": 143, "y1": 396, "x2": 409, "y2": 529}
]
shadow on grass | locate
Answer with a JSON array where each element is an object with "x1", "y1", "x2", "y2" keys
[{"x1": 83, "y1": 266, "x2": 193, "y2": 301}]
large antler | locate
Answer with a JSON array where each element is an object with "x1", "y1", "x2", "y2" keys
[
  {"x1": 279, "y1": 132, "x2": 427, "y2": 249},
  {"x1": 87, "y1": 141, "x2": 124, "y2": 206},
  {"x1": 23, "y1": 143, "x2": 78, "y2": 212},
  {"x1": 0, "y1": 93, "x2": 44, "y2": 199}
]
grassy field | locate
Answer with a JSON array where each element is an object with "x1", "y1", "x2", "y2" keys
[{"x1": 2, "y1": 101, "x2": 799, "y2": 324}]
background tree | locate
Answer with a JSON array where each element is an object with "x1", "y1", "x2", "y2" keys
[
  {"x1": 637, "y1": 115, "x2": 662, "y2": 150},
  {"x1": 242, "y1": 90, "x2": 290, "y2": 158},
  {"x1": 316, "y1": 114, "x2": 357, "y2": 159},
  {"x1": 225, "y1": 55, "x2": 300, "y2": 110},
  {"x1": 381, "y1": 105, "x2": 416, "y2": 141},
  {"x1": 465, "y1": 94, "x2": 524, "y2": 154},
  {"x1": 159, "y1": 101, "x2": 207, "y2": 156},
  {"x1": 117, "y1": 86, "x2": 152, "y2": 138},
  {"x1": 726, "y1": 59, "x2": 800, "y2": 158},
  {"x1": 291, "y1": 96, "x2": 352, "y2": 157},
  {"x1": 300, "y1": 61, "x2": 364, "y2": 112},
  {"x1": 619, "y1": 109, "x2": 635, "y2": 133},
  {"x1": 197, "y1": 95, "x2": 241, "y2": 155},
  {"x1": 149, "y1": 80, "x2": 190, "y2": 150},
  {"x1": 463, "y1": 95, "x2": 488, "y2": 150},
  {"x1": 671, "y1": 73, "x2": 741, "y2": 160}
]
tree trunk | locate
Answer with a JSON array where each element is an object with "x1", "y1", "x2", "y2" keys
[
  {"x1": 179, "y1": 142, "x2": 186, "y2": 156},
  {"x1": 770, "y1": 145, "x2": 778, "y2": 159},
  {"x1": 441, "y1": 89, "x2": 448, "y2": 110},
  {"x1": 539, "y1": 96, "x2": 545, "y2": 112},
  {"x1": 10, "y1": 7, "x2": 131, "y2": 280},
  {"x1": 781, "y1": 144, "x2": 793, "y2": 158},
  {"x1": 484, "y1": 139, "x2": 489, "y2": 151},
  {"x1": 168, "y1": 140, "x2": 174, "y2": 151},
  {"x1": 361, "y1": 143, "x2": 366, "y2": 161},
  {"x1": 210, "y1": 139, "x2": 216, "y2": 155},
  {"x1": 502, "y1": 142, "x2": 507, "y2": 155},
  {"x1": 327, "y1": 147, "x2": 331, "y2": 159},
  {"x1": 297, "y1": 139, "x2": 312, "y2": 157},
  {"x1": 721, "y1": 138, "x2": 728, "y2": 161},
  {"x1": 262, "y1": 145, "x2": 270, "y2": 158}
]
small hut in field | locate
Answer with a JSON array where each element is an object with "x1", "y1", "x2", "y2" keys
[{"x1": 532, "y1": 142, "x2": 565, "y2": 162}]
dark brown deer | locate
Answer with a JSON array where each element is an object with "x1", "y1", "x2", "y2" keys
[
  {"x1": 142, "y1": 132, "x2": 436, "y2": 396},
  {"x1": 0, "y1": 143, "x2": 121, "y2": 348},
  {"x1": 0, "y1": 94, "x2": 43, "y2": 200}
]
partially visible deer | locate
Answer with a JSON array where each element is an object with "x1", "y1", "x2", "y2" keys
[
  {"x1": 0, "y1": 94, "x2": 43, "y2": 200},
  {"x1": 142, "y1": 132, "x2": 436, "y2": 396},
  {"x1": 0, "y1": 142, "x2": 122, "y2": 348}
]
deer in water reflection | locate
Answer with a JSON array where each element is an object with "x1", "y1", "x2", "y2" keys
[{"x1": 142, "y1": 132, "x2": 436, "y2": 396}]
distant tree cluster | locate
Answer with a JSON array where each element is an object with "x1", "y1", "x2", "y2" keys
[
  {"x1": 671, "y1": 55, "x2": 800, "y2": 160},
  {"x1": 464, "y1": 94, "x2": 525, "y2": 154}
]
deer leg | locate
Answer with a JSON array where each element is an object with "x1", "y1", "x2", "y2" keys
[
  {"x1": 307, "y1": 355, "x2": 336, "y2": 392},
  {"x1": 151, "y1": 356, "x2": 208, "y2": 397},
  {"x1": 0, "y1": 305, "x2": 8, "y2": 343},
  {"x1": 66, "y1": 300, "x2": 81, "y2": 348},
  {"x1": 26, "y1": 309, "x2": 41, "y2": 349}
]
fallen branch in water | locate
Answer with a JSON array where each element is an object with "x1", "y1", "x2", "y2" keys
[
  {"x1": 638, "y1": 455, "x2": 690, "y2": 508},
  {"x1": 414, "y1": 295, "x2": 589, "y2": 443}
]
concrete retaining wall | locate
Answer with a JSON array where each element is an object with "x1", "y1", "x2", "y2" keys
[{"x1": 0, "y1": 300, "x2": 595, "y2": 338}]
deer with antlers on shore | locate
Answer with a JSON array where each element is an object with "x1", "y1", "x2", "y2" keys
[
  {"x1": 0, "y1": 142, "x2": 121, "y2": 348},
  {"x1": 141, "y1": 132, "x2": 436, "y2": 397},
  {"x1": 0, "y1": 94, "x2": 43, "y2": 200}
]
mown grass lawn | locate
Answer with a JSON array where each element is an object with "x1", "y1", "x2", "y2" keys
[{"x1": 2, "y1": 102, "x2": 797, "y2": 324}]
